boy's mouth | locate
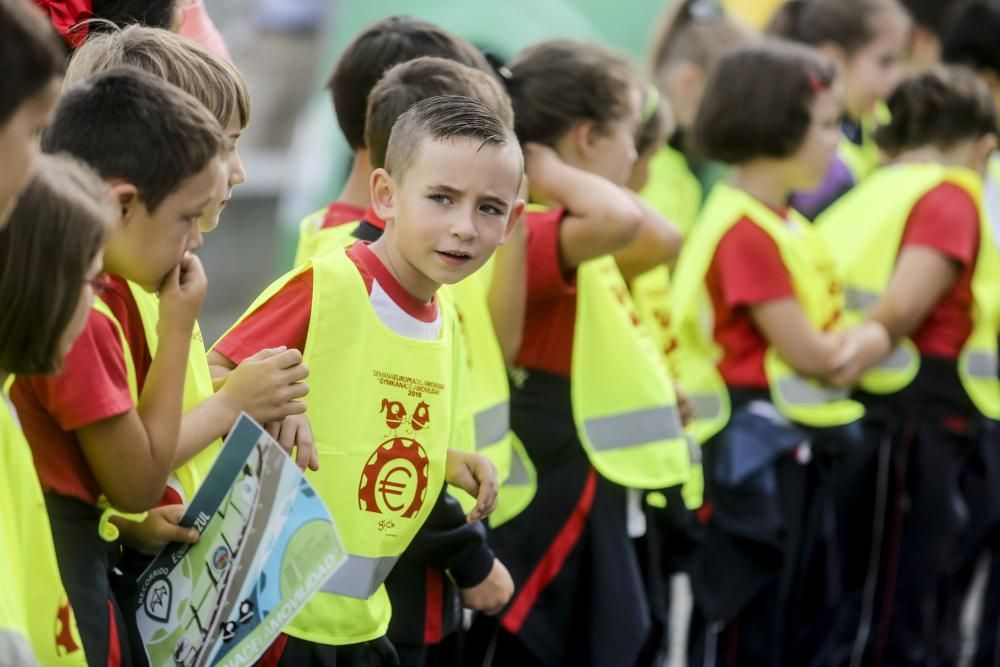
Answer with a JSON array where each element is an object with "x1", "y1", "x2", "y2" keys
[{"x1": 436, "y1": 249, "x2": 473, "y2": 267}]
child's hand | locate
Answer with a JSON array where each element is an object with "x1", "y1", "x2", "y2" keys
[
  {"x1": 829, "y1": 322, "x2": 891, "y2": 388},
  {"x1": 266, "y1": 414, "x2": 319, "y2": 472},
  {"x1": 445, "y1": 449, "x2": 498, "y2": 522},
  {"x1": 459, "y1": 558, "x2": 514, "y2": 615},
  {"x1": 114, "y1": 504, "x2": 200, "y2": 555},
  {"x1": 219, "y1": 347, "x2": 309, "y2": 424},
  {"x1": 158, "y1": 252, "x2": 208, "y2": 331}
]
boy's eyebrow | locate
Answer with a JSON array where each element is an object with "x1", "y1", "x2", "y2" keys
[
  {"x1": 428, "y1": 184, "x2": 463, "y2": 196},
  {"x1": 480, "y1": 193, "x2": 509, "y2": 209}
]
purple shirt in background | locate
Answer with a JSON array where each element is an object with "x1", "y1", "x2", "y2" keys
[{"x1": 789, "y1": 155, "x2": 856, "y2": 221}]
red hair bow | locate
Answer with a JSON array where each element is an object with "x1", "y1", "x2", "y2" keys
[{"x1": 32, "y1": 0, "x2": 94, "y2": 49}]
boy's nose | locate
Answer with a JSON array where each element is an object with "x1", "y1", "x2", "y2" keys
[
  {"x1": 187, "y1": 226, "x2": 205, "y2": 252},
  {"x1": 450, "y1": 211, "x2": 477, "y2": 240}
]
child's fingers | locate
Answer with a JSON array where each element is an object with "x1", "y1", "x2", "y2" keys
[
  {"x1": 293, "y1": 421, "x2": 316, "y2": 471},
  {"x1": 244, "y1": 346, "x2": 287, "y2": 362},
  {"x1": 284, "y1": 382, "x2": 309, "y2": 401},
  {"x1": 271, "y1": 348, "x2": 305, "y2": 371}
]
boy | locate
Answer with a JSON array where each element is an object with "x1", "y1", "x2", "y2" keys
[
  {"x1": 10, "y1": 68, "x2": 227, "y2": 667},
  {"x1": 294, "y1": 15, "x2": 491, "y2": 265},
  {"x1": 348, "y1": 56, "x2": 521, "y2": 666},
  {"x1": 209, "y1": 95, "x2": 523, "y2": 665}
]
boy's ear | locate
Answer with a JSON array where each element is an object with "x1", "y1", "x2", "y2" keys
[
  {"x1": 370, "y1": 168, "x2": 396, "y2": 222},
  {"x1": 108, "y1": 182, "x2": 139, "y2": 224},
  {"x1": 573, "y1": 120, "x2": 599, "y2": 160},
  {"x1": 500, "y1": 199, "x2": 527, "y2": 245},
  {"x1": 971, "y1": 133, "x2": 999, "y2": 173}
]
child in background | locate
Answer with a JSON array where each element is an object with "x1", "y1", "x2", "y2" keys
[
  {"x1": 10, "y1": 69, "x2": 227, "y2": 666},
  {"x1": 818, "y1": 66, "x2": 1000, "y2": 667},
  {"x1": 209, "y1": 96, "x2": 516, "y2": 666},
  {"x1": 898, "y1": 0, "x2": 962, "y2": 69},
  {"x1": 646, "y1": 0, "x2": 757, "y2": 236},
  {"x1": 768, "y1": 0, "x2": 909, "y2": 219},
  {"x1": 294, "y1": 16, "x2": 492, "y2": 266},
  {"x1": 938, "y1": 7, "x2": 1000, "y2": 660},
  {"x1": 0, "y1": 0, "x2": 63, "y2": 221},
  {"x1": 0, "y1": 156, "x2": 115, "y2": 667},
  {"x1": 63, "y1": 27, "x2": 314, "y2": 663},
  {"x1": 33, "y1": 0, "x2": 179, "y2": 49},
  {"x1": 469, "y1": 39, "x2": 689, "y2": 667},
  {"x1": 670, "y1": 39, "x2": 889, "y2": 665}
]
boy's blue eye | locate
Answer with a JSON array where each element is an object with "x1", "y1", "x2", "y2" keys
[
  {"x1": 480, "y1": 204, "x2": 503, "y2": 216},
  {"x1": 429, "y1": 194, "x2": 452, "y2": 205}
]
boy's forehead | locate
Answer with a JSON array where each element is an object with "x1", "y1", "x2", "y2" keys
[{"x1": 411, "y1": 136, "x2": 522, "y2": 186}]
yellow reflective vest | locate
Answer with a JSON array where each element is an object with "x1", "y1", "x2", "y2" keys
[
  {"x1": 234, "y1": 248, "x2": 458, "y2": 645},
  {"x1": 562, "y1": 205, "x2": 690, "y2": 489},
  {"x1": 0, "y1": 399, "x2": 87, "y2": 666},
  {"x1": 818, "y1": 163, "x2": 1000, "y2": 418},
  {"x1": 669, "y1": 183, "x2": 864, "y2": 428}
]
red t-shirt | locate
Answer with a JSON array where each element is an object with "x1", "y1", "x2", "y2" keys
[
  {"x1": 319, "y1": 201, "x2": 366, "y2": 230},
  {"x1": 11, "y1": 275, "x2": 151, "y2": 505},
  {"x1": 515, "y1": 207, "x2": 578, "y2": 377},
  {"x1": 706, "y1": 216, "x2": 796, "y2": 389},
  {"x1": 898, "y1": 182, "x2": 979, "y2": 359},
  {"x1": 214, "y1": 242, "x2": 436, "y2": 364}
]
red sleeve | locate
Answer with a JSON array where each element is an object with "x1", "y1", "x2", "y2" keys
[
  {"x1": 28, "y1": 309, "x2": 134, "y2": 431},
  {"x1": 712, "y1": 217, "x2": 795, "y2": 307},
  {"x1": 900, "y1": 182, "x2": 979, "y2": 266},
  {"x1": 525, "y1": 207, "x2": 576, "y2": 300},
  {"x1": 213, "y1": 269, "x2": 314, "y2": 364}
]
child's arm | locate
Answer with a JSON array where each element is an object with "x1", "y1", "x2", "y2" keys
[
  {"x1": 750, "y1": 299, "x2": 851, "y2": 380},
  {"x1": 172, "y1": 347, "x2": 310, "y2": 468},
  {"x1": 524, "y1": 143, "x2": 642, "y2": 271},
  {"x1": 78, "y1": 253, "x2": 207, "y2": 513},
  {"x1": 488, "y1": 190, "x2": 527, "y2": 365},
  {"x1": 827, "y1": 246, "x2": 957, "y2": 387},
  {"x1": 613, "y1": 191, "x2": 683, "y2": 281}
]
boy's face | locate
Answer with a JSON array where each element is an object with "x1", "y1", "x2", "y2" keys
[
  {"x1": 107, "y1": 156, "x2": 225, "y2": 292},
  {"x1": 372, "y1": 136, "x2": 524, "y2": 297},
  {"x1": 0, "y1": 77, "x2": 60, "y2": 226},
  {"x1": 199, "y1": 113, "x2": 247, "y2": 233}
]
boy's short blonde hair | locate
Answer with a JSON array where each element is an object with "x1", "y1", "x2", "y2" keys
[{"x1": 65, "y1": 25, "x2": 251, "y2": 129}]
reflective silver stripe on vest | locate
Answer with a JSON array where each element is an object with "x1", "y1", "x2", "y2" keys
[
  {"x1": 690, "y1": 394, "x2": 723, "y2": 421},
  {"x1": 506, "y1": 447, "x2": 531, "y2": 485},
  {"x1": 844, "y1": 287, "x2": 879, "y2": 311},
  {"x1": 584, "y1": 405, "x2": 685, "y2": 452},
  {"x1": 320, "y1": 554, "x2": 400, "y2": 600},
  {"x1": 0, "y1": 630, "x2": 38, "y2": 667},
  {"x1": 965, "y1": 351, "x2": 999, "y2": 379},
  {"x1": 474, "y1": 401, "x2": 509, "y2": 451},
  {"x1": 775, "y1": 375, "x2": 850, "y2": 406},
  {"x1": 875, "y1": 345, "x2": 913, "y2": 371}
]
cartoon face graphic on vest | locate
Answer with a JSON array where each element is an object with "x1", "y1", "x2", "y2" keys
[
  {"x1": 381, "y1": 399, "x2": 407, "y2": 430},
  {"x1": 411, "y1": 401, "x2": 430, "y2": 431}
]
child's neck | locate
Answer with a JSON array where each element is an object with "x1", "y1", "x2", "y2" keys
[
  {"x1": 893, "y1": 146, "x2": 965, "y2": 168},
  {"x1": 368, "y1": 235, "x2": 439, "y2": 304},
  {"x1": 336, "y1": 151, "x2": 373, "y2": 209},
  {"x1": 732, "y1": 162, "x2": 791, "y2": 211}
]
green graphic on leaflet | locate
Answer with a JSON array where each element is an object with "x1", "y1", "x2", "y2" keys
[{"x1": 136, "y1": 414, "x2": 345, "y2": 667}]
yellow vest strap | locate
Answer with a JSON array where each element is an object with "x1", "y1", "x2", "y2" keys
[
  {"x1": 583, "y1": 405, "x2": 684, "y2": 452},
  {"x1": 0, "y1": 631, "x2": 36, "y2": 667},
  {"x1": 320, "y1": 554, "x2": 401, "y2": 600},
  {"x1": 474, "y1": 401, "x2": 509, "y2": 451}
]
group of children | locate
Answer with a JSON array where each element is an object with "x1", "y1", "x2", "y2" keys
[{"x1": 4, "y1": 0, "x2": 1000, "y2": 665}]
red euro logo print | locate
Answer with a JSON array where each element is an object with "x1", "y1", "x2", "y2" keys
[{"x1": 359, "y1": 398, "x2": 432, "y2": 518}]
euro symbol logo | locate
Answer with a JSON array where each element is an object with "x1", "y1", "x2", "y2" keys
[{"x1": 378, "y1": 465, "x2": 413, "y2": 512}]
